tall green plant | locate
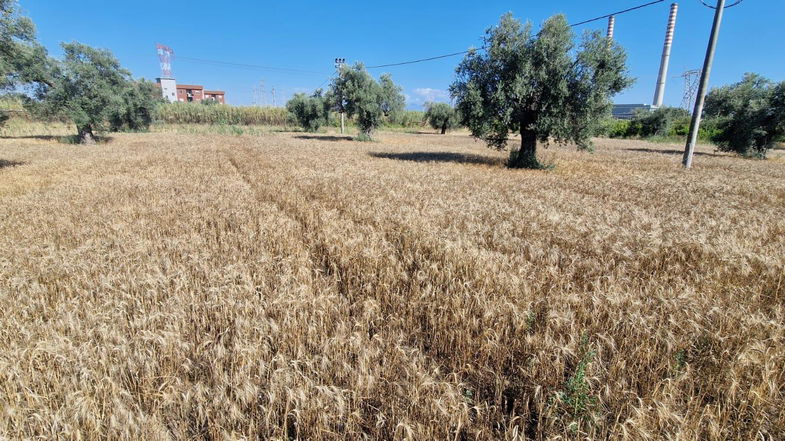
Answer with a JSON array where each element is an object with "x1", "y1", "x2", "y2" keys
[
  {"x1": 328, "y1": 64, "x2": 405, "y2": 139},
  {"x1": 109, "y1": 80, "x2": 161, "y2": 132},
  {"x1": 286, "y1": 90, "x2": 329, "y2": 132},
  {"x1": 451, "y1": 13, "x2": 631, "y2": 168},
  {"x1": 32, "y1": 42, "x2": 132, "y2": 143},
  {"x1": 704, "y1": 73, "x2": 785, "y2": 158},
  {"x1": 0, "y1": 0, "x2": 52, "y2": 92},
  {"x1": 424, "y1": 102, "x2": 459, "y2": 134}
]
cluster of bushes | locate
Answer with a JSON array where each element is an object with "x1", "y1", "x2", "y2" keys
[
  {"x1": 596, "y1": 74, "x2": 785, "y2": 158},
  {"x1": 598, "y1": 107, "x2": 719, "y2": 143}
]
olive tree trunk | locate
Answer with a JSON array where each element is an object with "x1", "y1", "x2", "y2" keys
[
  {"x1": 77, "y1": 125, "x2": 96, "y2": 144},
  {"x1": 509, "y1": 127, "x2": 538, "y2": 168},
  {"x1": 440, "y1": 122, "x2": 447, "y2": 134}
]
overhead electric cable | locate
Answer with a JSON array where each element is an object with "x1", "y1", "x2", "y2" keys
[
  {"x1": 177, "y1": 56, "x2": 328, "y2": 75},
  {"x1": 367, "y1": 0, "x2": 666, "y2": 69},
  {"x1": 699, "y1": 0, "x2": 743, "y2": 8}
]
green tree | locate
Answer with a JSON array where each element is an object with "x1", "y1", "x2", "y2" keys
[
  {"x1": 451, "y1": 13, "x2": 631, "y2": 168},
  {"x1": 286, "y1": 90, "x2": 329, "y2": 132},
  {"x1": 32, "y1": 42, "x2": 133, "y2": 143},
  {"x1": 329, "y1": 64, "x2": 405, "y2": 140},
  {"x1": 704, "y1": 73, "x2": 785, "y2": 158},
  {"x1": 108, "y1": 79, "x2": 161, "y2": 132},
  {"x1": 424, "y1": 102, "x2": 459, "y2": 134},
  {"x1": 0, "y1": 0, "x2": 52, "y2": 91}
]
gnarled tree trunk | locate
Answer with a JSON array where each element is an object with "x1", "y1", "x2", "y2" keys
[
  {"x1": 440, "y1": 122, "x2": 447, "y2": 135},
  {"x1": 509, "y1": 126, "x2": 538, "y2": 168},
  {"x1": 77, "y1": 125, "x2": 96, "y2": 144}
]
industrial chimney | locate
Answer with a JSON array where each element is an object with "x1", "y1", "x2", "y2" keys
[
  {"x1": 653, "y1": 3, "x2": 679, "y2": 107},
  {"x1": 606, "y1": 15, "x2": 616, "y2": 41}
]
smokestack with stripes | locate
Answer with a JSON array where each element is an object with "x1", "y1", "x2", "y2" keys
[
  {"x1": 606, "y1": 15, "x2": 616, "y2": 41},
  {"x1": 653, "y1": 3, "x2": 679, "y2": 107}
]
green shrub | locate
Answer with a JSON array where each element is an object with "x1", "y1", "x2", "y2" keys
[
  {"x1": 705, "y1": 73, "x2": 785, "y2": 158},
  {"x1": 424, "y1": 102, "x2": 459, "y2": 134},
  {"x1": 285, "y1": 91, "x2": 329, "y2": 132},
  {"x1": 109, "y1": 80, "x2": 161, "y2": 132},
  {"x1": 596, "y1": 118, "x2": 629, "y2": 138},
  {"x1": 630, "y1": 106, "x2": 690, "y2": 138}
]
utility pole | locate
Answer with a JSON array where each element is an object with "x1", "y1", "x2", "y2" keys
[
  {"x1": 334, "y1": 57, "x2": 346, "y2": 134},
  {"x1": 683, "y1": 0, "x2": 725, "y2": 169}
]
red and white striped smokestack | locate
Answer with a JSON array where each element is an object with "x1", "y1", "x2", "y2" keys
[
  {"x1": 653, "y1": 3, "x2": 679, "y2": 107},
  {"x1": 606, "y1": 15, "x2": 616, "y2": 41}
]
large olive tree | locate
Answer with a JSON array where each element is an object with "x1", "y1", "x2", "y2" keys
[
  {"x1": 328, "y1": 64, "x2": 404, "y2": 140},
  {"x1": 33, "y1": 42, "x2": 134, "y2": 143},
  {"x1": 451, "y1": 13, "x2": 631, "y2": 168}
]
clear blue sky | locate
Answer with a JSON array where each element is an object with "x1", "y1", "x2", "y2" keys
[{"x1": 22, "y1": 0, "x2": 784, "y2": 109}]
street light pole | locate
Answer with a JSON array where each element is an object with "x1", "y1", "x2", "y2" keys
[
  {"x1": 682, "y1": 0, "x2": 725, "y2": 169},
  {"x1": 334, "y1": 58, "x2": 346, "y2": 134}
]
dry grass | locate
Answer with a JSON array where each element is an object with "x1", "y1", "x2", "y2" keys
[{"x1": 0, "y1": 129, "x2": 783, "y2": 440}]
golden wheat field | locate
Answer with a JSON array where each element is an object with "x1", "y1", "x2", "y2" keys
[{"x1": 0, "y1": 128, "x2": 783, "y2": 440}]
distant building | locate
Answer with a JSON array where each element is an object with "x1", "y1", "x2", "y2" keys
[
  {"x1": 612, "y1": 104, "x2": 655, "y2": 120},
  {"x1": 156, "y1": 78, "x2": 226, "y2": 104},
  {"x1": 157, "y1": 78, "x2": 177, "y2": 103}
]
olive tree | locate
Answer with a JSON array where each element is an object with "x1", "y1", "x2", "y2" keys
[
  {"x1": 33, "y1": 42, "x2": 133, "y2": 143},
  {"x1": 108, "y1": 79, "x2": 161, "y2": 132},
  {"x1": 329, "y1": 63, "x2": 404, "y2": 140},
  {"x1": 424, "y1": 102, "x2": 459, "y2": 134},
  {"x1": 286, "y1": 90, "x2": 329, "y2": 132},
  {"x1": 0, "y1": 0, "x2": 51, "y2": 92},
  {"x1": 704, "y1": 73, "x2": 785, "y2": 158},
  {"x1": 451, "y1": 13, "x2": 631, "y2": 168}
]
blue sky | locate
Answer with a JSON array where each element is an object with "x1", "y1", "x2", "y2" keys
[{"x1": 22, "y1": 0, "x2": 783, "y2": 109}]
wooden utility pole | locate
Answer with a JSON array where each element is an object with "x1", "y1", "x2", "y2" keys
[{"x1": 683, "y1": 0, "x2": 725, "y2": 169}]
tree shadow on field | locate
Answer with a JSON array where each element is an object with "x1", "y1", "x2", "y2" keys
[
  {"x1": 624, "y1": 147, "x2": 724, "y2": 158},
  {"x1": 294, "y1": 135, "x2": 353, "y2": 142},
  {"x1": 0, "y1": 134, "x2": 114, "y2": 144},
  {"x1": 369, "y1": 151, "x2": 505, "y2": 166},
  {"x1": 0, "y1": 159, "x2": 24, "y2": 169},
  {"x1": 0, "y1": 135, "x2": 60, "y2": 141}
]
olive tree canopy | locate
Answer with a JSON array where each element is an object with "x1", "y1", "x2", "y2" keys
[
  {"x1": 328, "y1": 64, "x2": 405, "y2": 139},
  {"x1": 33, "y1": 42, "x2": 133, "y2": 143},
  {"x1": 451, "y1": 13, "x2": 631, "y2": 168},
  {"x1": 704, "y1": 73, "x2": 785, "y2": 158},
  {"x1": 424, "y1": 102, "x2": 459, "y2": 134}
]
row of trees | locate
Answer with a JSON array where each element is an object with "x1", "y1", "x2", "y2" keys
[
  {"x1": 287, "y1": 14, "x2": 631, "y2": 168},
  {"x1": 1, "y1": 0, "x2": 159, "y2": 143}
]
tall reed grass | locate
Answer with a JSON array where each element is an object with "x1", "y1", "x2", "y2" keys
[{"x1": 153, "y1": 102, "x2": 427, "y2": 129}]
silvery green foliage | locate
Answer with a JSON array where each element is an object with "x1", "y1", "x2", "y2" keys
[
  {"x1": 0, "y1": 0, "x2": 52, "y2": 92},
  {"x1": 424, "y1": 102, "x2": 459, "y2": 134},
  {"x1": 451, "y1": 14, "x2": 631, "y2": 168},
  {"x1": 705, "y1": 73, "x2": 785, "y2": 158},
  {"x1": 329, "y1": 64, "x2": 405, "y2": 138},
  {"x1": 33, "y1": 42, "x2": 133, "y2": 142},
  {"x1": 286, "y1": 90, "x2": 329, "y2": 132}
]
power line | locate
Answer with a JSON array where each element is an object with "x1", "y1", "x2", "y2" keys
[
  {"x1": 177, "y1": 56, "x2": 327, "y2": 75},
  {"x1": 367, "y1": 0, "x2": 666, "y2": 69},
  {"x1": 570, "y1": 0, "x2": 664, "y2": 27},
  {"x1": 699, "y1": 0, "x2": 743, "y2": 8}
]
